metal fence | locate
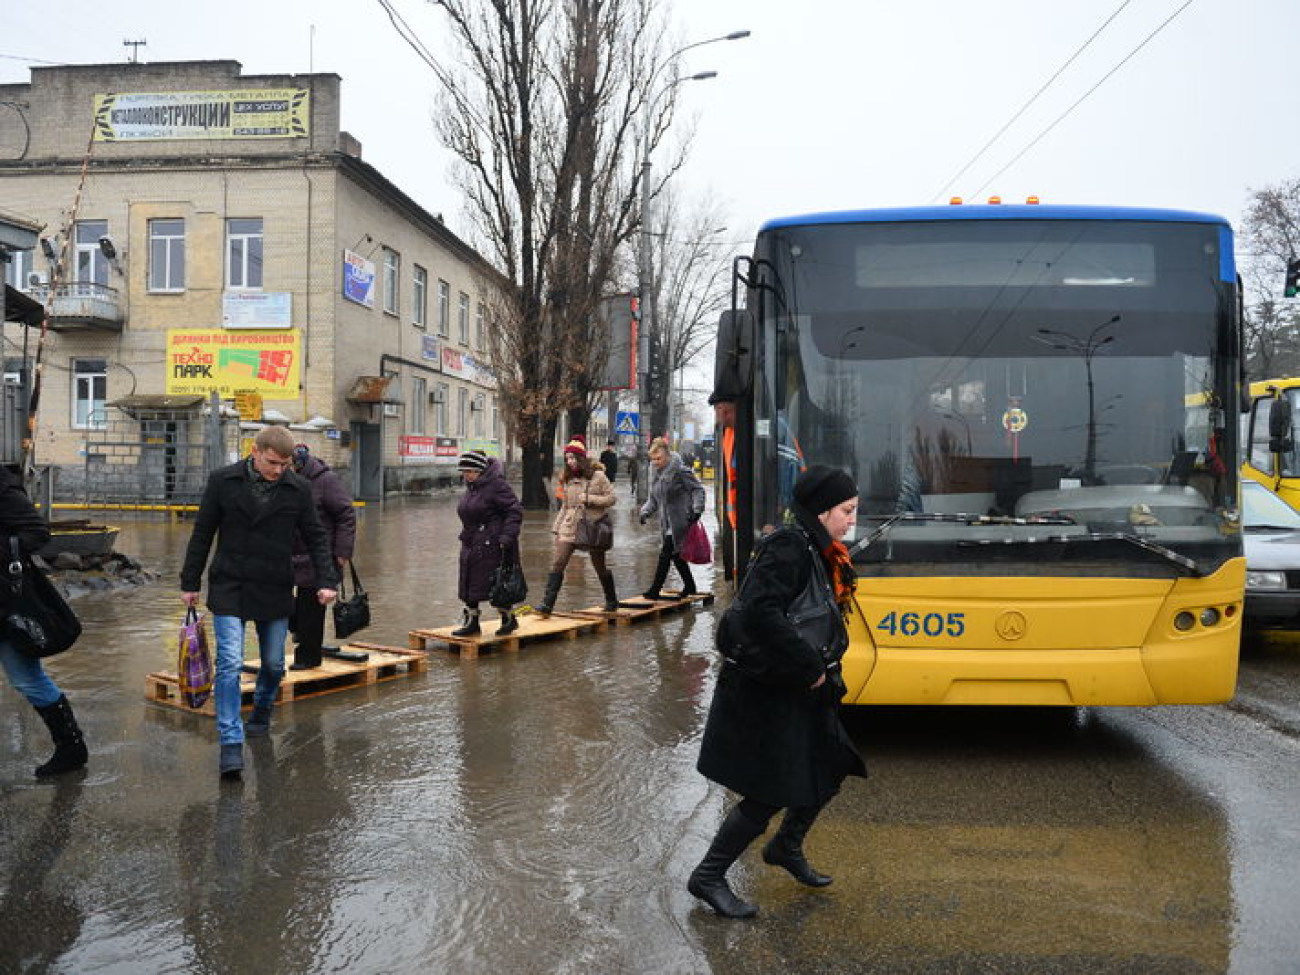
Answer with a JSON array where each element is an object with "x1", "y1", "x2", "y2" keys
[{"x1": 76, "y1": 398, "x2": 236, "y2": 506}]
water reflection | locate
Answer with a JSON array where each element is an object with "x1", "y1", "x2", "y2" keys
[
  {"x1": 689, "y1": 708, "x2": 1232, "y2": 974},
  {"x1": 0, "y1": 499, "x2": 1237, "y2": 973}
]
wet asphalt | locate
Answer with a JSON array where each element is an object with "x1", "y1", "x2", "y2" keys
[{"x1": 2, "y1": 491, "x2": 1300, "y2": 974}]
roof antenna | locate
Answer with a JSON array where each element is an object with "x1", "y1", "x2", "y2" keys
[{"x1": 123, "y1": 39, "x2": 147, "y2": 64}]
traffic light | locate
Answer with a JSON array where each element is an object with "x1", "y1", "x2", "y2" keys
[{"x1": 1286, "y1": 258, "x2": 1300, "y2": 298}]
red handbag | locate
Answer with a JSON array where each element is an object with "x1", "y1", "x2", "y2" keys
[{"x1": 681, "y1": 520, "x2": 712, "y2": 564}]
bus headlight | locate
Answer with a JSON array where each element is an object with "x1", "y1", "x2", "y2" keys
[
  {"x1": 1246, "y1": 570, "x2": 1287, "y2": 590},
  {"x1": 1199, "y1": 608, "x2": 1221, "y2": 627},
  {"x1": 1174, "y1": 611, "x2": 1196, "y2": 631}
]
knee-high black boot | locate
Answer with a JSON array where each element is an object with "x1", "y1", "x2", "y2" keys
[
  {"x1": 597, "y1": 571, "x2": 619, "y2": 612},
  {"x1": 674, "y1": 556, "x2": 697, "y2": 597},
  {"x1": 762, "y1": 804, "x2": 832, "y2": 887},
  {"x1": 535, "y1": 572, "x2": 563, "y2": 616},
  {"x1": 34, "y1": 695, "x2": 88, "y2": 778},
  {"x1": 641, "y1": 550, "x2": 672, "y2": 600},
  {"x1": 687, "y1": 805, "x2": 767, "y2": 918}
]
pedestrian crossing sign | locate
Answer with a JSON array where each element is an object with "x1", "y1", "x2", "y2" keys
[{"x1": 616, "y1": 411, "x2": 639, "y2": 435}]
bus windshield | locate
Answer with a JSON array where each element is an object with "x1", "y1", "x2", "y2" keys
[{"x1": 752, "y1": 216, "x2": 1240, "y2": 578}]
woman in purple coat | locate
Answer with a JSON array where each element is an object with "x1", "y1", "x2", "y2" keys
[{"x1": 454, "y1": 450, "x2": 524, "y2": 636}]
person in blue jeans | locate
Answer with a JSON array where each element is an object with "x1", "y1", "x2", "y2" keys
[
  {"x1": 181, "y1": 426, "x2": 338, "y2": 779},
  {"x1": 0, "y1": 466, "x2": 88, "y2": 777}
]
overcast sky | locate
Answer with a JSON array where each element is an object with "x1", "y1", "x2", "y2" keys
[{"x1": 3, "y1": 0, "x2": 1296, "y2": 252}]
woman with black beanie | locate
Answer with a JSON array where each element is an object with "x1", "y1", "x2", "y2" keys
[{"x1": 688, "y1": 464, "x2": 867, "y2": 919}]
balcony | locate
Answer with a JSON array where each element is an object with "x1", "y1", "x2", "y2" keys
[{"x1": 27, "y1": 280, "x2": 124, "y2": 332}]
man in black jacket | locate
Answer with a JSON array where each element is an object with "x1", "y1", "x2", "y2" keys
[{"x1": 181, "y1": 426, "x2": 339, "y2": 778}]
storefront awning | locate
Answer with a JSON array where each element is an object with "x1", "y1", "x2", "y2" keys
[
  {"x1": 346, "y1": 375, "x2": 403, "y2": 404},
  {"x1": 3, "y1": 285, "x2": 44, "y2": 327}
]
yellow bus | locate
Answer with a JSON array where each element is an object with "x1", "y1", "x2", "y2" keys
[
  {"x1": 1242, "y1": 377, "x2": 1300, "y2": 508},
  {"x1": 714, "y1": 203, "x2": 1244, "y2": 705}
]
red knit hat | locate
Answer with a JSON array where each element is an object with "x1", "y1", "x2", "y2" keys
[{"x1": 563, "y1": 438, "x2": 587, "y2": 458}]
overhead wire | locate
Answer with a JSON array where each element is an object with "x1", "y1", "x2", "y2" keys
[
  {"x1": 931, "y1": 0, "x2": 1135, "y2": 204},
  {"x1": 970, "y1": 0, "x2": 1197, "y2": 199}
]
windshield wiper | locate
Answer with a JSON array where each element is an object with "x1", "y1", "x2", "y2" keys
[
  {"x1": 850, "y1": 511, "x2": 1076, "y2": 557},
  {"x1": 1025, "y1": 530, "x2": 1205, "y2": 577}
]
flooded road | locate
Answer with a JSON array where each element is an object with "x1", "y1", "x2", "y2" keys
[{"x1": 2, "y1": 494, "x2": 1300, "y2": 973}]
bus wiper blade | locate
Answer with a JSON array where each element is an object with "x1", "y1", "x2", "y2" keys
[
  {"x1": 849, "y1": 511, "x2": 1077, "y2": 556},
  {"x1": 1041, "y1": 531, "x2": 1204, "y2": 577}
]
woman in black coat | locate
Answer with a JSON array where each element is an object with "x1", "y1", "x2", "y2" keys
[
  {"x1": 688, "y1": 465, "x2": 867, "y2": 919},
  {"x1": 453, "y1": 450, "x2": 523, "y2": 637},
  {"x1": 0, "y1": 467, "x2": 88, "y2": 777}
]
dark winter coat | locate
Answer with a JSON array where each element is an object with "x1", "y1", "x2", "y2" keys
[
  {"x1": 0, "y1": 468, "x2": 51, "y2": 616},
  {"x1": 640, "y1": 453, "x2": 706, "y2": 554},
  {"x1": 697, "y1": 512, "x2": 866, "y2": 808},
  {"x1": 291, "y1": 455, "x2": 356, "y2": 588},
  {"x1": 181, "y1": 460, "x2": 339, "y2": 621},
  {"x1": 458, "y1": 457, "x2": 523, "y2": 604}
]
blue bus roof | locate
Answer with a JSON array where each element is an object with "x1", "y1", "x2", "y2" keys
[{"x1": 759, "y1": 204, "x2": 1232, "y2": 232}]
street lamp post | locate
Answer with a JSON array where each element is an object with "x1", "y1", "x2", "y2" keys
[
  {"x1": 1035, "y1": 315, "x2": 1121, "y2": 483},
  {"x1": 635, "y1": 29, "x2": 748, "y2": 505}
]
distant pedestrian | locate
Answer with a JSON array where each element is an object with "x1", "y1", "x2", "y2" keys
[
  {"x1": 687, "y1": 464, "x2": 867, "y2": 918},
  {"x1": 600, "y1": 440, "x2": 620, "y2": 482},
  {"x1": 0, "y1": 468, "x2": 87, "y2": 777},
  {"x1": 181, "y1": 426, "x2": 339, "y2": 779},
  {"x1": 535, "y1": 438, "x2": 618, "y2": 614},
  {"x1": 288, "y1": 444, "x2": 355, "y2": 669},
  {"x1": 453, "y1": 450, "x2": 524, "y2": 637},
  {"x1": 638, "y1": 438, "x2": 705, "y2": 600}
]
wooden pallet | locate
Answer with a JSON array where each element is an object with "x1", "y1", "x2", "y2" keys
[
  {"x1": 559, "y1": 590, "x2": 713, "y2": 624},
  {"x1": 144, "y1": 642, "x2": 427, "y2": 716},
  {"x1": 409, "y1": 612, "x2": 604, "y2": 659}
]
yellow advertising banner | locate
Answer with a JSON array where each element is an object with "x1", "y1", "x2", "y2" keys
[
  {"x1": 166, "y1": 329, "x2": 300, "y2": 397},
  {"x1": 93, "y1": 89, "x2": 309, "y2": 141}
]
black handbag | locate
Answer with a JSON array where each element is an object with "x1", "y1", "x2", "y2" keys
[
  {"x1": 574, "y1": 513, "x2": 613, "y2": 551},
  {"x1": 332, "y1": 561, "x2": 371, "y2": 640},
  {"x1": 489, "y1": 556, "x2": 528, "y2": 608},
  {"x1": 4, "y1": 538, "x2": 82, "y2": 658},
  {"x1": 573, "y1": 484, "x2": 614, "y2": 551}
]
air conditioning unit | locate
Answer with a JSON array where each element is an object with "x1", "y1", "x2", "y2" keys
[{"x1": 27, "y1": 271, "x2": 47, "y2": 288}]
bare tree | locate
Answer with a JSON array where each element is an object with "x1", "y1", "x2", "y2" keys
[
  {"x1": 423, "y1": 0, "x2": 679, "y2": 507},
  {"x1": 644, "y1": 189, "x2": 730, "y2": 439},
  {"x1": 1240, "y1": 178, "x2": 1300, "y2": 377}
]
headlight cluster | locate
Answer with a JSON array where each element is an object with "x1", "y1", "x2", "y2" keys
[
  {"x1": 1173, "y1": 603, "x2": 1236, "y2": 631},
  {"x1": 1246, "y1": 570, "x2": 1287, "y2": 591}
]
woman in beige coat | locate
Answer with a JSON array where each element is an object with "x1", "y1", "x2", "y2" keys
[{"x1": 536, "y1": 438, "x2": 618, "y2": 614}]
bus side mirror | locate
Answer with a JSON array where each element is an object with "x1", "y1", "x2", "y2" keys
[
  {"x1": 713, "y1": 309, "x2": 754, "y2": 401},
  {"x1": 1268, "y1": 396, "x2": 1293, "y2": 454}
]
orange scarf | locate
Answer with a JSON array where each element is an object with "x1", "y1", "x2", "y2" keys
[{"x1": 822, "y1": 539, "x2": 856, "y2": 610}]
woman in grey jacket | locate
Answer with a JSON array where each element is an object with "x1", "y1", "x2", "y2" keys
[{"x1": 638, "y1": 439, "x2": 706, "y2": 600}]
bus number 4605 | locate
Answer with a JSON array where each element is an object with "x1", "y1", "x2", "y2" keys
[{"x1": 875, "y1": 611, "x2": 966, "y2": 638}]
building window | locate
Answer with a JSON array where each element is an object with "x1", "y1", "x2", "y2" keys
[
  {"x1": 458, "y1": 292, "x2": 470, "y2": 345},
  {"x1": 72, "y1": 358, "x2": 107, "y2": 430},
  {"x1": 411, "y1": 377, "x2": 427, "y2": 435},
  {"x1": 3, "y1": 248, "x2": 34, "y2": 291},
  {"x1": 413, "y1": 265, "x2": 428, "y2": 328},
  {"x1": 472, "y1": 393, "x2": 485, "y2": 439},
  {"x1": 382, "y1": 248, "x2": 400, "y2": 315},
  {"x1": 226, "y1": 218, "x2": 263, "y2": 289},
  {"x1": 75, "y1": 220, "x2": 109, "y2": 286},
  {"x1": 491, "y1": 396, "x2": 499, "y2": 441},
  {"x1": 437, "y1": 280, "x2": 450, "y2": 337},
  {"x1": 457, "y1": 386, "x2": 468, "y2": 437},
  {"x1": 475, "y1": 300, "x2": 486, "y2": 351},
  {"x1": 434, "y1": 382, "x2": 449, "y2": 435},
  {"x1": 147, "y1": 218, "x2": 185, "y2": 292}
]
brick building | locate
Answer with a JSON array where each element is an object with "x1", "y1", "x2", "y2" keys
[{"x1": 0, "y1": 60, "x2": 504, "y2": 501}]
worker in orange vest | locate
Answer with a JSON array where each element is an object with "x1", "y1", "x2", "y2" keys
[{"x1": 709, "y1": 392, "x2": 739, "y2": 581}]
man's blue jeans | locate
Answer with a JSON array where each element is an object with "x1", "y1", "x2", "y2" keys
[
  {"x1": 213, "y1": 615, "x2": 288, "y2": 745},
  {"x1": 0, "y1": 635, "x2": 62, "y2": 708}
]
